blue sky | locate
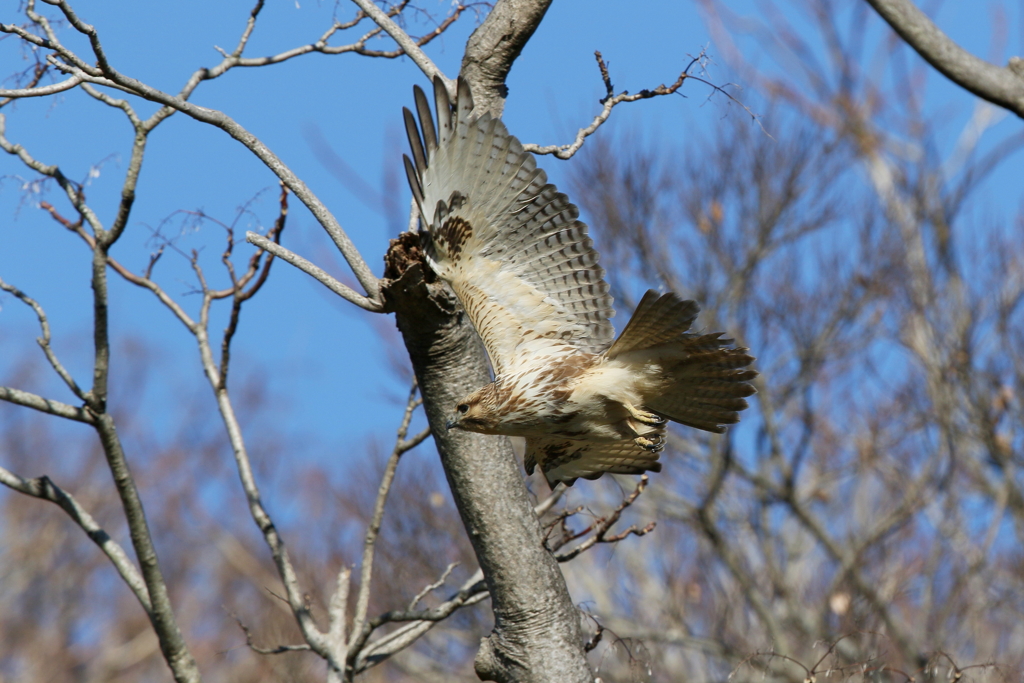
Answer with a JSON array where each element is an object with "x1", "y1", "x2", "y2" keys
[{"x1": 1, "y1": 0, "x2": 1022, "y2": 470}]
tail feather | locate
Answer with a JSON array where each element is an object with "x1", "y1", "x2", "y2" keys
[
  {"x1": 646, "y1": 340, "x2": 757, "y2": 433},
  {"x1": 606, "y1": 290, "x2": 699, "y2": 358},
  {"x1": 607, "y1": 290, "x2": 757, "y2": 435},
  {"x1": 671, "y1": 395, "x2": 751, "y2": 411},
  {"x1": 651, "y1": 399, "x2": 742, "y2": 429}
]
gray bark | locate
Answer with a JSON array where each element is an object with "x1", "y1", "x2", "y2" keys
[
  {"x1": 460, "y1": 0, "x2": 554, "y2": 117},
  {"x1": 863, "y1": 0, "x2": 1024, "y2": 118},
  {"x1": 382, "y1": 238, "x2": 592, "y2": 682}
]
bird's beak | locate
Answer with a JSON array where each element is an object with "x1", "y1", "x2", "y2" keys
[{"x1": 445, "y1": 417, "x2": 458, "y2": 431}]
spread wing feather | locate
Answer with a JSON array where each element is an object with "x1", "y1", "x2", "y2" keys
[
  {"x1": 524, "y1": 437, "x2": 663, "y2": 487},
  {"x1": 403, "y1": 77, "x2": 615, "y2": 374}
]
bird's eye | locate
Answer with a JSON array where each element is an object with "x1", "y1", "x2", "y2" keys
[{"x1": 457, "y1": 403, "x2": 469, "y2": 414}]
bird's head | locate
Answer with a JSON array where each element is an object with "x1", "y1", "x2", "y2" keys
[{"x1": 445, "y1": 385, "x2": 501, "y2": 434}]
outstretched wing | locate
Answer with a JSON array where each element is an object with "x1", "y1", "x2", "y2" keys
[
  {"x1": 524, "y1": 437, "x2": 663, "y2": 487},
  {"x1": 403, "y1": 77, "x2": 615, "y2": 374}
]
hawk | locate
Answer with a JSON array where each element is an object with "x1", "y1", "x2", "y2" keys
[{"x1": 403, "y1": 77, "x2": 756, "y2": 486}]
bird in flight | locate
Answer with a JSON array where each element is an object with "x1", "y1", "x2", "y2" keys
[{"x1": 403, "y1": 77, "x2": 756, "y2": 486}]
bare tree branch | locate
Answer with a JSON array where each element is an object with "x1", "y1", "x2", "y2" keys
[
  {"x1": 245, "y1": 232, "x2": 383, "y2": 312},
  {"x1": 0, "y1": 386, "x2": 94, "y2": 422},
  {"x1": 863, "y1": 0, "x2": 1024, "y2": 118},
  {"x1": 550, "y1": 476, "x2": 656, "y2": 562},
  {"x1": 0, "y1": 74, "x2": 83, "y2": 98},
  {"x1": 407, "y1": 562, "x2": 459, "y2": 611},
  {"x1": 0, "y1": 278, "x2": 84, "y2": 400},
  {"x1": 87, "y1": 248, "x2": 201, "y2": 683},
  {"x1": 191, "y1": 285, "x2": 336, "y2": 668},
  {"x1": 348, "y1": 0, "x2": 452, "y2": 90},
  {"x1": 0, "y1": 0, "x2": 382, "y2": 302},
  {"x1": 349, "y1": 382, "x2": 426, "y2": 664},
  {"x1": 524, "y1": 50, "x2": 763, "y2": 159},
  {"x1": 0, "y1": 467, "x2": 151, "y2": 612},
  {"x1": 202, "y1": 2, "x2": 476, "y2": 70},
  {"x1": 1, "y1": 84, "x2": 200, "y2": 682}
]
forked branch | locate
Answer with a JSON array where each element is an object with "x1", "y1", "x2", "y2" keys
[
  {"x1": 523, "y1": 49, "x2": 757, "y2": 159},
  {"x1": 543, "y1": 475, "x2": 656, "y2": 561}
]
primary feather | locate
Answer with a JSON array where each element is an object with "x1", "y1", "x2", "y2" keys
[
  {"x1": 403, "y1": 77, "x2": 756, "y2": 486},
  {"x1": 404, "y1": 77, "x2": 614, "y2": 373}
]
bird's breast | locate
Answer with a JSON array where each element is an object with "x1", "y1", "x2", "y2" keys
[{"x1": 488, "y1": 356, "x2": 641, "y2": 441}]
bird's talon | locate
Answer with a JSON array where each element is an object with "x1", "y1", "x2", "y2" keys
[
  {"x1": 625, "y1": 402, "x2": 665, "y2": 426},
  {"x1": 634, "y1": 435, "x2": 664, "y2": 453}
]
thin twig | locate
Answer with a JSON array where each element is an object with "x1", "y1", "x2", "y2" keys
[
  {"x1": 231, "y1": 0, "x2": 265, "y2": 58},
  {"x1": 80, "y1": 83, "x2": 142, "y2": 127},
  {"x1": 594, "y1": 51, "x2": 614, "y2": 103},
  {"x1": 232, "y1": 613, "x2": 314, "y2": 655},
  {"x1": 408, "y1": 562, "x2": 459, "y2": 611},
  {"x1": 349, "y1": 381, "x2": 424, "y2": 653},
  {"x1": 0, "y1": 277, "x2": 85, "y2": 399},
  {"x1": 348, "y1": 484, "x2": 570, "y2": 673},
  {"x1": 192, "y1": 278, "x2": 335, "y2": 664},
  {"x1": 221, "y1": 185, "x2": 288, "y2": 388},
  {"x1": 523, "y1": 49, "x2": 762, "y2": 160},
  {"x1": 534, "y1": 483, "x2": 567, "y2": 516},
  {"x1": 554, "y1": 476, "x2": 656, "y2": 562}
]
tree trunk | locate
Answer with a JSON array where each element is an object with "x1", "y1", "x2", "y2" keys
[
  {"x1": 375, "y1": 3, "x2": 594, "y2": 678},
  {"x1": 382, "y1": 238, "x2": 592, "y2": 683}
]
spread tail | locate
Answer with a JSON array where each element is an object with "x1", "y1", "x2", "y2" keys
[{"x1": 608, "y1": 290, "x2": 757, "y2": 434}]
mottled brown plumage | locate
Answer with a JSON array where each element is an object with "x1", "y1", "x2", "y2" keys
[{"x1": 403, "y1": 77, "x2": 757, "y2": 486}]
